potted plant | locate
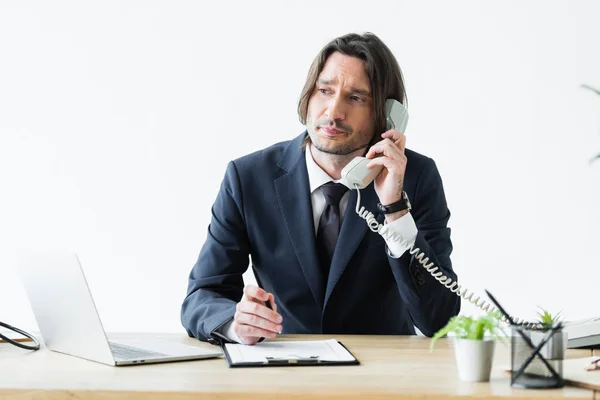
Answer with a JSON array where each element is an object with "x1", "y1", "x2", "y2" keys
[
  {"x1": 430, "y1": 312, "x2": 505, "y2": 382},
  {"x1": 531, "y1": 307, "x2": 566, "y2": 360}
]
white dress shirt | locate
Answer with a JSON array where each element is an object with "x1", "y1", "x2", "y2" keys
[{"x1": 218, "y1": 145, "x2": 418, "y2": 344}]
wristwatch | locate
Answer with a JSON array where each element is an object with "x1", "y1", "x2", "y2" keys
[{"x1": 377, "y1": 191, "x2": 412, "y2": 214}]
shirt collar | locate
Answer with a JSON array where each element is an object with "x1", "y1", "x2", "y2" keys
[{"x1": 305, "y1": 144, "x2": 335, "y2": 194}]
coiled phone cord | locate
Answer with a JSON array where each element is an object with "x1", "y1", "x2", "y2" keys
[{"x1": 354, "y1": 185, "x2": 533, "y2": 328}]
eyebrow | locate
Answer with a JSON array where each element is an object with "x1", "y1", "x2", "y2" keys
[{"x1": 317, "y1": 78, "x2": 371, "y2": 97}]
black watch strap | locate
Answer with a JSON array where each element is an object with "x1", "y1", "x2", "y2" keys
[{"x1": 377, "y1": 192, "x2": 411, "y2": 214}]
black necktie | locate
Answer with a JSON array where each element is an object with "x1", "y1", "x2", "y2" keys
[{"x1": 316, "y1": 182, "x2": 348, "y2": 278}]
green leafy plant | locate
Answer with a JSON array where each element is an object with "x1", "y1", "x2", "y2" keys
[
  {"x1": 536, "y1": 307, "x2": 562, "y2": 329},
  {"x1": 582, "y1": 84, "x2": 600, "y2": 96},
  {"x1": 430, "y1": 312, "x2": 505, "y2": 351},
  {"x1": 581, "y1": 84, "x2": 600, "y2": 163}
]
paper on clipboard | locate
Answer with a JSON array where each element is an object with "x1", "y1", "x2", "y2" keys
[{"x1": 224, "y1": 339, "x2": 356, "y2": 364}]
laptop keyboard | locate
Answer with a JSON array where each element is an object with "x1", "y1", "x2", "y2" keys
[{"x1": 109, "y1": 341, "x2": 168, "y2": 360}]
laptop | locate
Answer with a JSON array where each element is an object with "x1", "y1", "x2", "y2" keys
[{"x1": 16, "y1": 250, "x2": 222, "y2": 366}]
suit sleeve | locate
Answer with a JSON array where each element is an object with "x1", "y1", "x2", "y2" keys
[
  {"x1": 180, "y1": 161, "x2": 249, "y2": 342},
  {"x1": 387, "y1": 158, "x2": 460, "y2": 337}
]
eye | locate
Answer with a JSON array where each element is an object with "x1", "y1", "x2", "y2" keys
[
  {"x1": 350, "y1": 95, "x2": 365, "y2": 103},
  {"x1": 318, "y1": 88, "x2": 332, "y2": 95}
]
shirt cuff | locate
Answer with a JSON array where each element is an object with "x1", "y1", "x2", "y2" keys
[
  {"x1": 382, "y1": 211, "x2": 418, "y2": 258},
  {"x1": 214, "y1": 319, "x2": 244, "y2": 344}
]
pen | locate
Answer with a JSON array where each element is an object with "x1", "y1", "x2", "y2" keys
[{"x1": 264, "y1": 294, "x2": 282, "y2": 334}]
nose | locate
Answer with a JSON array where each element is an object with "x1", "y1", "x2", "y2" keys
[{"x1": 325, "y1": 94, "x2": 345, "y2": 122}]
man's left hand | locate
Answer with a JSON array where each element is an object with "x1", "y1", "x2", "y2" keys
[{"x1": 365, "y1": 130, "x2": 408, "y2": 222}]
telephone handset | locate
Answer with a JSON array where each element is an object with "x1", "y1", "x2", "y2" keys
[
  {"x1": 338, "y1": 99, "x2": 408, "y2": 189},
  {"x1": 337, "y1": 99, "x2": 531, "y2": 326}
]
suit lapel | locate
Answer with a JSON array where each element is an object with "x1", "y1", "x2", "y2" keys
[
  {"x1": 324, "y1": 185, "x2": 380, "y2": 308},
  {"x1": 274, "y1": 136, "x2": 325, "y2": 309}
]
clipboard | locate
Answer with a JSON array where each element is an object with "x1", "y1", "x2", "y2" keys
[{"x1": 221, "y1": 339, "x2": 360, "y2": 367}]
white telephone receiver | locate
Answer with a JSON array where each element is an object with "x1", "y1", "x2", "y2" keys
[{"x1": 338, "y1": 99, "x2": 409, "y2": 189}]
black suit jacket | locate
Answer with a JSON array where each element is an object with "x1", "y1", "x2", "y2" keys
[{"x1": 181, "y1": 132, "x2": 460, "y2": 343}]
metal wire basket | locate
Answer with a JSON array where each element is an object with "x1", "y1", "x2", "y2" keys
[{"x1": 510, "y1": 323, "x2": 565, "y2": 389}]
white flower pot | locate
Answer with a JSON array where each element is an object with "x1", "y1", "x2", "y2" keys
[{"x1": 453, "y1": 338, "x2": 496, "y2": 382}]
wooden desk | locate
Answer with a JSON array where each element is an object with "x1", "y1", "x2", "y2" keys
[
  {"x1": 0, "y1": 334, "x2": 595, "y2": 399},
  {"x1": 0, "y1": 330, "x2": 34, "y2": 343}
]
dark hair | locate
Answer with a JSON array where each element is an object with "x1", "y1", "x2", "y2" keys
[{"x1": 298, "y1": 32, "x2": 407, "y2": 146}]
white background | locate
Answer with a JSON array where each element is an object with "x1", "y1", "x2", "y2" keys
[{"x1": 1, "y1": 1, "x2": 599, "y2": 334}]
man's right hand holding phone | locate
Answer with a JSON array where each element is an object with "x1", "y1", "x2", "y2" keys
[{"x1": 232, "y1": 285, "x2": 283, "y2": 345}]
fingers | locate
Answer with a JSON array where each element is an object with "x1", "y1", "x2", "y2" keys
[
  {"x1": 381, "y1": 129, "x2": 405, "y2": 141},
  {"x1": 366, "y1": 156, "x2": 404, "y2": 173},
  {"x1": 243, "y1": 285, "x2": 270, "y2": 303},
  {"x1": 234, "y1": 307, "x2": 282, "y2": 335},
  {"x1": 365, "y1": 135, "x2": 407, "y2": 175},
  {"x1": 381, "y1": 130, "x2": 406, "y2": 153},
  {"x1": 366, "y1": 131, "x2": 407, "y2": 205},
  {"x1": 234, "y1": 286, "x2": 283, "y2": 344},
  {"x1": 236, "y1": 299, "x2": 282, "y2": 327},
  {"x1": 243, "y1": 286, "x2": 280, "y2": 319},
  {"x1": 365, "y1": 138, "x2": 404, "y2": 161}
]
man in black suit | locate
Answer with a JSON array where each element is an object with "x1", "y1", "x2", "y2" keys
[{"x1": 181, "y1": 32, "x2": 460, "y2": 345}]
